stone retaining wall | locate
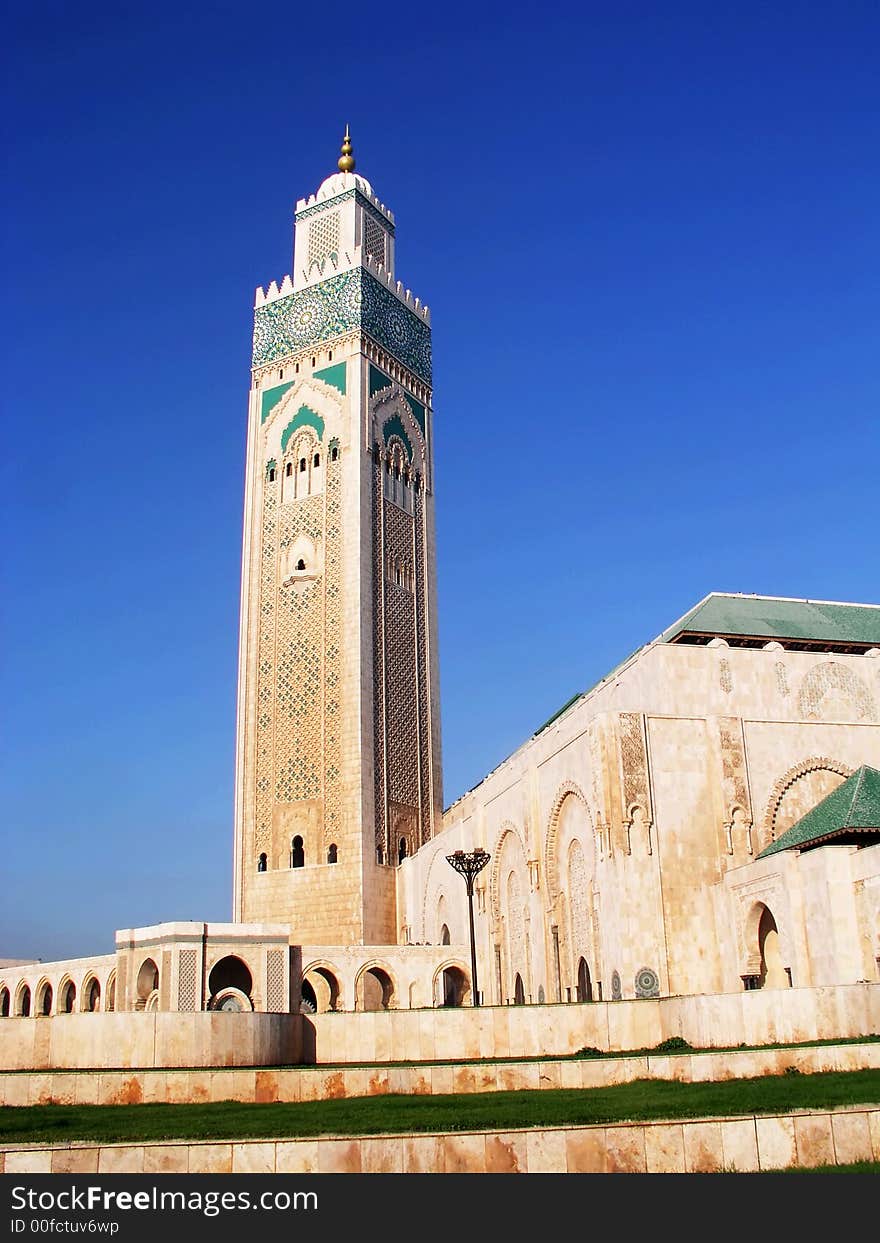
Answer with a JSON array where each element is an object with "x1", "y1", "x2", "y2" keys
[
  {"x1": 1, "y1": 984, "x2": 876, "y2": 1073},
  {"x1": 1, "y1": 1041, "x2": 877, "y2": 1107},
  {"x1": 306, "y1": 983, "x2": 880, "y2": 1064},
  {"x1": 0, "y1": 1012, "x2": 302, "y2": 1072},
  {"x1": 3, "y1": 1108, "x2": 878, "y2": 1174}
]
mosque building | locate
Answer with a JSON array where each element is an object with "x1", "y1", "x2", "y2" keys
[{"x1": 2, "y1": 133, "x2": 878, "y2": 1059}]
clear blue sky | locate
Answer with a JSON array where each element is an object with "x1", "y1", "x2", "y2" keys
[{"x1": 2, "y1": 2, "x2": 878, "y2": 960}]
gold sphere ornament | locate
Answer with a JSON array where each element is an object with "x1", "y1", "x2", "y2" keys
[{"x1": 338, "y1": 125, "x2": 355, "y2": 173}]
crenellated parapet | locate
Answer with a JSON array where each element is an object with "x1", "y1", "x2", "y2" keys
[
  {"x1": 255, "y1": 257, "x2": 429, "y2": 321},
  {"x1": 295, "y1": 181, "x2": 395, "y2": 227}
]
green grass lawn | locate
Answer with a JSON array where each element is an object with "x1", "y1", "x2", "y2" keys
[
  {"x1": 2, "y1": 1070, "x2": 878, "y2": 1145},
  {"x1": 774, "y1": 1161, "x2": 880, "y2": 1173}
]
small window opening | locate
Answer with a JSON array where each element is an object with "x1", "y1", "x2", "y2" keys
[
  {"x1": 328, "y1": 350, "x2": 333, "y2": 361},
  {"x1": 268, "y1": 468, "x2": 276, "y2": 482},
  {"x1": 313, "y1": 453, "x2": 320, "y2": 468},
  {"x1": 311, "y1": 356, "x2": 316, "y2": 367},
  {"x1": 398, "y1": 837, "x2": 408, "y2": 863},
  {"x1": 291, "y1": 835, "x2": 305, "y2": 868},
  {"x1": 376, "y1": 847, "x2": 384, "y2": 865},
  {"x1": 257, "y1": 853, "x2": 267, "y2": 872},
  {"x1": 295, "y1": 558, "x2": 306, "y2": 571},
  {"x1": 299, "y1": 458, "x2": 306, "y2": 472},
  {"x1": 279, "y1": 369, "x2": 284, "y2": 379},
  {"x1": 331, "y1": 446, "x2": 339, "y2": 462},
  {"x1": 295, "y1": 363, "x2": 300, "y2": 374},
  {"x1": 327, "y1": 843, "x2": 338, "y2": 864},
  {"x1": 285, "y1": 462, "x2": 292, "y2": 477}
]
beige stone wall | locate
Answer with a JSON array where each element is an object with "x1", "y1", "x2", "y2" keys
[
  {"x1": 0, "y1": 1012, "x2": 302, "y2": 1071},
  {"x1": 2, "y1": 983, "x2": 876, "y2": 1072},
  {"x1": 306, "y1": 982, "x2": 879, "y2": 1064},
  {"x1": 4, "y1": 1107, "x2": 878, "y2": 1173}
]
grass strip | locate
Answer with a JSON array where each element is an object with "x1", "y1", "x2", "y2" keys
[
  {"x1": 772, "y1": 1161, "x2": 880, "y2": 1174},
  {"x1": 1, "y1": 1070, "x2": 878, "y2": 1145}
]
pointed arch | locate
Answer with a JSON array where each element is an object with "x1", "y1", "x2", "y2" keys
[
  {"x1": 81, "y1": 974, "x2": 102, "y2": 1013},
  {"x1": 58, "y1": 976, "x2": 77, "y2": 1014},
  {"x1": 354, "y1": 959, "x2": 398, "y2": 1011},
  {"x1": 280, "y1": 406, "x2": 324, "y2": 452},
  {"x1": 544, "y1": 781, "x2": 593, "y2": 904},
  {"x1": 762, "y1": 756, "x2": 853, "y2": 846},
  {"x1": 262, "y1": 376, "x2": 345, "y2": 465},
  {"x1": 370, "y1": 385, "x2": 426, "y2": 472},
  {"x1": 14, "y1": 981, "x2": 32, "y2": 1017},
  {"x1": 302, "y1": 959, "x2": 343, "y2": 1012},
  {"x1": 36, "y1": 978, "x2": 54, "y2": 1016},
  {"x1": 431, "y1": 959, "x2": 471, "y2": 1007},
  {"x1": 421, "y1": 845, "x2": 463, "y2": 943},
  {"x1": 489, "y1": 822, "x2": 527, "y2": 929}
]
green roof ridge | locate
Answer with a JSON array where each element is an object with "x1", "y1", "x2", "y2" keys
[{"x1": 659, "y1": 593, "x2": 880, "y2": 646}]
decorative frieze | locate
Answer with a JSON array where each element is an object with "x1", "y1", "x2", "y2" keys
[
  {"x1": 617, "y1": 713, "x2": 653, "y2": 855},
  {"x1": 253, "y1": 269, "x2": 432, "y2": 384},
  {"x1": 717, "y1": 717, "x2": 753, "y2": 856}
]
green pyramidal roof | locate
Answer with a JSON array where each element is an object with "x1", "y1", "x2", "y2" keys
[
  {"x1": 660, "y1": 593, "x2": 880, "y2": 649},
  {"x1": 758, "y1": 765, "x2": 880, "y2": 858}
]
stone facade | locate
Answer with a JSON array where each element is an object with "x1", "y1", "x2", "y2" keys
[{"x1": 401, "y1": 636, "x2": 880, "y2": 1006}]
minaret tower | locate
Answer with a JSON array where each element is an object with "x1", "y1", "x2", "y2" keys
[{"x1": 233, "y1": 131, "x2": 442, "y2": 945}]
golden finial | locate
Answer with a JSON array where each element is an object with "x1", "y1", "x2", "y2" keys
[{"x1": 338, "y1": 124, "x2": 355, "y2": 173}]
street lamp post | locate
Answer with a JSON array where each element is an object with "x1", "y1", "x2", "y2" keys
[{"x1": 445, "y1": 848, "x2": 490, "y2": 1006}]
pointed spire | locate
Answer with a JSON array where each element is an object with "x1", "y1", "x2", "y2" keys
[{"x1": 338, "y1": 124, "x2": 355, "y2": 173}]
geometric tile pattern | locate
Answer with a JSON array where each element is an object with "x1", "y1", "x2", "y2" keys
[
  {"x1": 775, "y1": 661, "x2": 790, "y2": 697},
  {"x1": 308, "y1": 212, "x2": 339, "y2": 266},
  {"x1": 718, "y1": 717, "x2": 750, "y2": 814},
  {"x1": 363, "y1": 215, "x2": 387, "y2": 266},
  {"x1": 619, "y1": 713, "x2": 651, "y2": 830},
  {"x1": 372, "y1": 455, "x2": 387, "y2": 854},
  {"x1": 253, "y1": 449, "x2": 343, "y2": 851},
  {"x1": 383, "y1": 502, "x2": 418, "y2": 819},
  {"x1": 255, "y1": 486, "x2": 278, "y2": 850},
  {"x1": 274, "y1": 488, "x2": 324, "y2": 804},
  {"x1": 295, "y1": 188, "x2": 396, "y2": 235},
  {"x1": 506, "y1": 868, "x2": 526, "y2": 996},
  {"x1": 253, "y1": 269, "x2": 432, "y2": 384},
  {"x1": 414, "y1": 487, "x2": 431, "y2": 846},
  {"x1": 567, "y1": 839, "x2": 590, "y2": 965},
  {"x1": 635, "y1": 966, "x2": 660, "y2": 998},
  {"x1": 323, "y1": 444, "x2": 342, "y2": 846},
  {"x1": 797, "y1": 661, "x2": 875, "y2": 721},
  {"x1": 372, "y1": 457, "x2": 436, "y2": 859},
  {"x1": 266, "y1": 949, "x2": 286, "y2": 1013},
  {"x1": 177, "y1": 949, "x2": 198, "y2": 1012}
]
